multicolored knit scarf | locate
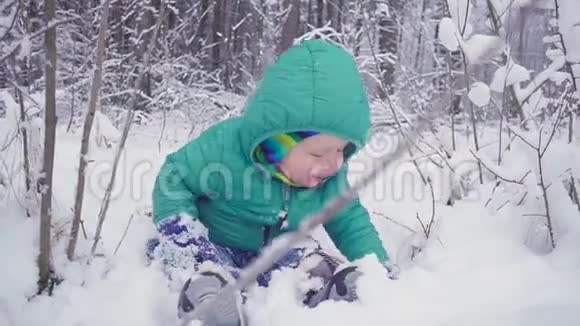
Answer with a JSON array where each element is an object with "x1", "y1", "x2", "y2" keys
[{"x1": 253, "y1": 131, "x2": 319, "y2": 185}]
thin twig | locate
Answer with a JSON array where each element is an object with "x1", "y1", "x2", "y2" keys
[
  {"x1": 518, "y1": 170, "x2": 532, "y2": 184},
  {"x1": 540, "y1": 101, "x2": 566, "y2": 157},
  {"x1": 506, "y1": 126, "x2": 538, "y2": 150},
  {"x1": 517, "y1": 191, "x2": 528, "y2": 206},
  {"x1": 372, "y1": 211, "x2": 416, "y2": 234},
  {"x1": 416, "y1": 138, "x2": 455, "y2": 172},
  {"x1": 114, "y1": 213, "x2": 135, "y2": 255},
  {"x1": 523, "y1": 213, "x2": 547, "y2": 217},
  {"x1": 485, "y1": 181, "x2": 501, "y2": 207},
  {"x1": 469, "y1": 149, "x2": 524, "y2": 185},
  {"x1": 426, "y1": 177, "x2": 436, "y2": 236},
  {"x1": 536, "y1": 133, "x2": 556, "y2": 249},
  {"x1": 496, "y1": 200, "x2": 510, "y2": 212},
  {"x1": 485, "y1": 197, "x2": 493, "y2": 207},
  {"x1": 416, "y1": 213, "x2": 429, "y2": 239}
]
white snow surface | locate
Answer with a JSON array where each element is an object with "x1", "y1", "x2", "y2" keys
[{"x1": 2, "y1": 91, "x2": 580, "y2": 326}]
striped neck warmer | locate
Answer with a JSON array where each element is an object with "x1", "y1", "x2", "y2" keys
[{"x1": 253, "y1": 131, "x2": 319, "y2": 185}]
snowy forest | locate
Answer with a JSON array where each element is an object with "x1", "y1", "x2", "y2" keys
[{"x1": 1, "y1": 0, "x2": 580, "y2": 325}]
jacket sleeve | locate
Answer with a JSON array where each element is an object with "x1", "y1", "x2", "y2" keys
[
  {"x1": 152, "y1": 141, "x2": 207, "y2": 225},
  {"x1": 323, "y1": 170, "x2": 389, "y2": 263}
]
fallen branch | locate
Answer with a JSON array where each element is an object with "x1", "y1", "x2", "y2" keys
[{"x1": 179, "y1": 118, "x2": 425, "y2": 326}]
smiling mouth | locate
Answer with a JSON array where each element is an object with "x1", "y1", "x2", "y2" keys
[{"x1": 311, "y1": 176, "x2": 329, "y2": 185}]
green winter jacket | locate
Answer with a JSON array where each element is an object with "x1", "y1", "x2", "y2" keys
[{"x1": 152, "y1": 40, "x2": 389, "y2": 262}]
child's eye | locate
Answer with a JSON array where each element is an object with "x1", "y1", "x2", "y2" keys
[{"x1": 310, "y1": 153, "x2": 323, "y2": 158}]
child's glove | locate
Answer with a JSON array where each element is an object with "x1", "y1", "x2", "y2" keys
[
  {"x1": 383, "y1": 261, "x2": 400, "y2": 280},
  {"x1": 157, "y1": 213, "x2": 200, "y2": 248},
  {"x1": 147, "y1": 213, "x2": 203, "y2": 269}
]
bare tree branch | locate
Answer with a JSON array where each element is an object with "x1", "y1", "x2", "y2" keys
[
  {"x1": 372, "y1": 211, "x2": 416, "y2": 234},
  {"x1": 114, "y1": 213, "x2": 135, "y2": 255},
  {"x1": 469, "y1": 149, "x2": 525, "y2": 185},
  {"x1": 506, "y1": 125, "x2": 538, "y2": 150},
  {"x1": 540, "y1": 98, "x2": 566, "y2": 157}
]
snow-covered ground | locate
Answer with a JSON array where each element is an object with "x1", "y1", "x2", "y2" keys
[{"x1": 2, "y1": 85, "x2": 580, "y2": 326}]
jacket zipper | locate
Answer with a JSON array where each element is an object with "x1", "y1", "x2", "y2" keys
[{"x1": 263, "y1": 183, "x2": 291, "y2": 246}]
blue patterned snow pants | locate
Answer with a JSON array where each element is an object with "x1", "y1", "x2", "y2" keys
[{"x1": 147, "y1": 227, "x2": 341, "y2": 288}]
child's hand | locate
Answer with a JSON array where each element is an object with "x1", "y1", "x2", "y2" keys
[
  {"x1": 157, "y1": 213, "x2": 202, "y2": 248},
  {"x1": 383, "y1": 261, "x2": 400, "y2": 280},
  {"x1": 148, "y1": 213, "x2": 204, "y2": 270}
]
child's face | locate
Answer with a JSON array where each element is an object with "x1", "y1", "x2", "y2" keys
[{"x1": 279, "y1": 134, "x2": 348, "y2": 187}]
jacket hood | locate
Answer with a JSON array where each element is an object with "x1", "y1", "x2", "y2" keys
[{"x1": 239, "y1": 40, "x2": 371, "y2": 166}]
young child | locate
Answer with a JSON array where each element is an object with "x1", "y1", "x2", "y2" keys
[{"x1": 148, "y1": 39, "x2": 397, "y2": 326}]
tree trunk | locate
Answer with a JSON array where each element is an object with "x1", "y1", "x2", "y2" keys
[
  {"x1": 432, "y1": 0, "x2": 449, "y2": 92},
  {"x1": 307, "y1": 0, "x2": 314, "y2": 28},
  {"x1": 250, "y1": 0, "x2": 265, "y2": 77},
  {"x1": 132, "y1": 0, "x2": 160, "y2": 113},
  {"x1": 38, "y1": 0, "x2": 57, "y2": 293},
  {"x1": 317, "y1": 0, "x2": 324, "y2": 28},
  {"x1": 67, "y1": 0, "x2": 112, "y2": 261},
  {"x1": 222, "y1": 0, "x2": 233, "y2": 90},
  {"x1": 232, "y1": 0, "x2": 246, "y2": 93},
  {"x1": 353, "y1": 0, "x2": 364, "y2": 57},
  {"x1": 211, "y1": 0, "x2": 224, "y2": 72},
  {"x1": 326, "y1": 0, "x2": 336, "y2": 31},
  {"x1": 278, "y1": 0, "x2": 301, "y2": 55},
  {"x1": 197, "y1": 0, "x2": 210, "y2": 55},
  {"x1": 433, "y1": 0, "x2": 463, "y2": 120},
  {"x1": 414, "y1": 0, "x2": 428, "y2": 72},
  {"x1": 337, "y1": 0, "x2": 343, "y2": 32},
  {"x1": 378, "y1": 0, "x2": 402, "y2": 94}
]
